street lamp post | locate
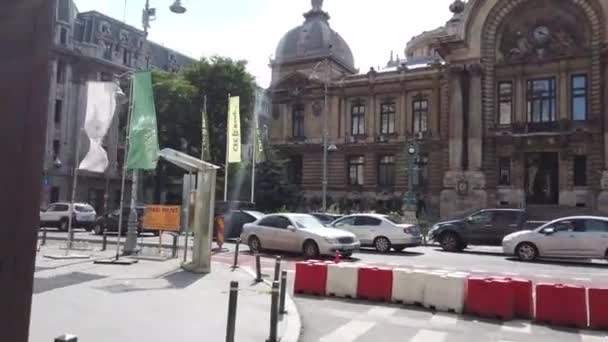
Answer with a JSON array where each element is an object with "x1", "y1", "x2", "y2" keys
[
  {"x1": 322, "y1": 58, "x2": 329, "y2": 212},
  {"x1": 123, "y1": 0, "x2": 187, "y2": 255},
  {"x1": 403, "y1": 141, "x2": 419, "y2": 222}
]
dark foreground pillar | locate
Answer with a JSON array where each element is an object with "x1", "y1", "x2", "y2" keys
[{"x1": 0, "y1": 1, "x2": 55, "y2": 341}]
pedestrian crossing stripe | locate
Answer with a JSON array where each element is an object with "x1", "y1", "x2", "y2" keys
[
  {"x1": 410, "y1": 329, "x2": 447, "y2": 342},
  {"x1": 319, "y1": 320, "x2": 375, "y2": 342}
]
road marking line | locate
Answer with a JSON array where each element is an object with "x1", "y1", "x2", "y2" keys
[
  {"x1": 429, "y1": 313, "x2": 458, "y2": 325},
  {"x1": 367, "y1": 306, "x2": 398, "y2": 318},
  {"x1": 319, "y1": 320, "x2": 375, "y2": 342},
  {"x1": 409, "y1": 329, "x2": 447, "y2": 342},
  {"x1": 471, "y1": 269, "x2": 488, "y2": 273},
  {"x1": 573, "y1": 277, "x2": 591, "y2": 282},
  {"x1": 501, "y1": 272, "x2": 520, "y2": 276},
  {"x1": 500, "y1": 321, "x2": 532, "y2": 334},
  {"x1": 580, "y1": 332, "x2": 607, "y2": 341}
]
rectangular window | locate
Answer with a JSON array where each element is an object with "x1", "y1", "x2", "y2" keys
[
  {"x1": 50, "y1": 186, "x2": 60, "y2": 203},
  {"x1": 56, "y1": 61, "x2": 65, "y2": 84},
  {"x1": 574, "y1": 156, "x2": 587, "y2": 186},
  {"x1": 413, "y1": 99, "x2": 428, "y2": 133},
  {"x1": 288, "y1": 155, "x2": 303, "y2": 185},
  {"x1": 498, "y1": 157, "x2": 511, "y2": 186},
  {"x1": 498, "y1": 81, "x2": 513, "y2": 125},
  {"x1": 380, "y1": 102, "x2": 395, "y2": 135},
  {"x1": 378, "y1": 155, "x2": 395, "y2": 186},
  {"x1": 348, "y1": 156, "x2": 365, "y2": 186},
  {"x1": 54, "y1": 99, "x2": 63, "y2": 124},
  {"x1": 527, "y1": 78, "x2": 556, "y2": 123},
  {"x1": 123, "y1": 49, "x2": 131, "y2": 66},
  {"x1": 571, "y1": 75, "x2": 587, "y2": 121},
  {"x1": 59, "y1": 27, "x2": 68, "y2": 45},
  {"x1": 351, "y1": 104, "x2": 366, "y2": 135},
  {"x1": 103, "y1": 43, "x2": 112, "y2": 60},
  {"x1": 292, "y1": 105, "x2": 305, "y2": 138},
  {"x1": 52, "y1": 140, "x2": 61, "y2": 160}
]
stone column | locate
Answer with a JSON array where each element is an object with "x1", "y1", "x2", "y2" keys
[
  {"x1": 431, "y1": 76, "x2": 441, "y2": 136},
  {"x1": 467, "y1": 63, "x2": 483, "y2": 171},
  {"x1": 448, "y1": 65, "x2": 465, "y2": 170},
  {"x1": 559, "y1": 61, "x2": 569, "y2": 120}
]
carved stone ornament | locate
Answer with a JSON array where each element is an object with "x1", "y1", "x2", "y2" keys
[
  {"x1": 457, "y1": 179, "x2": 469, "y2": 196},
  {"x1": 498, "y1": 5, "x2": 589, "y2": 64}
]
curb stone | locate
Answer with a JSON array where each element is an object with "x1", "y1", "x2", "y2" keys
[{"x1": 242, "y1": 266, "x2": 302, "y2": 342}]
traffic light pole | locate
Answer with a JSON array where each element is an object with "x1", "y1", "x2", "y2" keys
[{"x1": 403, "y1": 141, "x2": 419, "y2": 222}]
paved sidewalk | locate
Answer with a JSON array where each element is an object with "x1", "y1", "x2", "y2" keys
[{"x1": 30, "y1": 246, "x2": 299, "y2": 342}]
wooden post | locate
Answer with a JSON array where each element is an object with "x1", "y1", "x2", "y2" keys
[{"x1": 0, "y1": 1, "x2": 55, "y2": 341}]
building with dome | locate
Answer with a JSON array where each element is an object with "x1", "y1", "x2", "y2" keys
[{"x1": 268, "y1": 0, "x2": 608, "y2": 219}]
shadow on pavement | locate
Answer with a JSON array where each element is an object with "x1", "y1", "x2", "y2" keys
[
  {"x1": 433, "y1": 248, "x2": 506, "y2": 257},
  {"x1": 357, "y1": 249, "x2": 424, "y2": 257},
  {"x1": 34, "y1": 272, "x2": 107, "y2": 294}
]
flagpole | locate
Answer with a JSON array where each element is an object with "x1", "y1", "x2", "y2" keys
[
  {"x1": 65, "y1": 127, "x2": 83, "y2": 254},
  {"x1": 250, "y1": 115, "x2": 257, "y2": 204},
  {"x1": 202, "y1": 94, "x2": 207, "y2": 160},
  {"x1": 224, "y1": 93, "x2": 230, "y2": 202},
  {"x1": 115, "y1": 74, "x2": 135, "y2": 260}
]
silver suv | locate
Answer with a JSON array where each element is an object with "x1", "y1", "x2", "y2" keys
[{"x1": 40, "y1": 202, "x2": 97, "y2": 231}]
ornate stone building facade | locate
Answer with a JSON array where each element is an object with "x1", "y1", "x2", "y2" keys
[
  {"x1": 42, "y1": 0, "x2": 195, "y2": 212},
  {"x1": 268, "y1": 0, "x2": 608, "y2": 218}
]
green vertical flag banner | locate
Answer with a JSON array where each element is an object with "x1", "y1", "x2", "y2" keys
[
  {"x1": 253, "y1": 88, "x2": 268, "y2": 164},
  {"x1": 227, "y1": 96, "x2": 241, "y2": 163},
  {"x1": 201, "y1": 104, "x2": 211, "y2": 161},
  {"x1": 126, "y1": 71, "x2": 160, "y2": 170}
]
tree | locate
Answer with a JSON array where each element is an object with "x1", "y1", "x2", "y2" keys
[{"x1": 252, "y1": 147, "x2": 300, "y2": 212}]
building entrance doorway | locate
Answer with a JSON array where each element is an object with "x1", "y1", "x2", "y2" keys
[{"x1": 525, "y1": 152, "x2": 558, "y2": 205}]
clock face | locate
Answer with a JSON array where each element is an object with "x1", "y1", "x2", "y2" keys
[
  {"x1": 533, "y1": 26, "x2": 551, "y2": 45},
  {"x1": 408, "y1": 147, "x2": 416, "y2": 155}
]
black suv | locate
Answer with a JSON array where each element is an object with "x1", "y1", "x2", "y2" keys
[
  {"x1": 93, "y1": 207, "x2": 158, "y2": 236},
  {"x1": 428, "y1": 209, "x2": 529, "y2": 252}
]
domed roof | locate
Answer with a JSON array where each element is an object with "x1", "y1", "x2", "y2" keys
[{"x1": 274, "y1": 0, "x2": 355, "y2": 71}]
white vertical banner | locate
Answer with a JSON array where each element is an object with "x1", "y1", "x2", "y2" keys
[{"x1": 78, "y1": 81, "x2": 120, "y2": 173}]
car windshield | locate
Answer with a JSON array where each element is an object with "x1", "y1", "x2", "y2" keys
[
  {"x1": 383, "y1": 215, "x2": 403, "y2": 224},
  {"x1": 75, "y1": 205, "x2": 94, "y2": 213},
  {"x1": 245, "y1": 211, "x2": 265, "y2": 219},
  {"x1": 293, "y1": 216, "x2": 325, "y2": 229}
]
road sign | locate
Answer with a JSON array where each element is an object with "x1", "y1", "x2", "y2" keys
[{"x1": 143, "y1": 205, "x2": 181, "y2": 232}]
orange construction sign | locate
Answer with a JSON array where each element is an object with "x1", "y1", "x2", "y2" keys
[{"x1": 143, "y1": 205, "x2": 181, "y2": 232}]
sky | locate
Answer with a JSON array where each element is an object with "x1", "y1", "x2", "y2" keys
[{"x1": 73, "y1": 0, "x2": 455, "y2": 87}]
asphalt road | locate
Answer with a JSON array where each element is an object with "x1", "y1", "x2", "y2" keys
[{"x1": 40, "y1": 232, "x2": 608, "y2": 341}]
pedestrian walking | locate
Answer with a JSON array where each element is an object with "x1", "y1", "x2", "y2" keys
[{"x1": 215, "y1": 214, "x2": 225, "y2": 250}]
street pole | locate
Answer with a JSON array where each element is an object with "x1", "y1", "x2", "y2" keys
[
  {"x1": 322, "y1": 58, "x2": 329, "y2": 212},
  {"x1": 250, "y1": 111, "x2": 257, "y2": 204},
  {"x1": 66, "y1": 128, "x2": 83, "y2": 252}
]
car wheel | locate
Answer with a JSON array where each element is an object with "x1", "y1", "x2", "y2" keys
[
  {"x1": 516, "y1": 242, "x2": 538, "y2": 262},
  {"x1": 93, "y1": 224, "x2": 104, "y2": 236},
  {"x1": 248, "y1": 236, "x2": 262, "y2": 253},
  {"x1": 303, "y1": 240, "x2": 320, "y2": 259},
  {"x1": 59, "y1": 219, "x2": 69, "y2": 232},
  {"x1": 374, "y1": 236, "x2": 392, "y2": 253},
  {"x1": 440, "y1": 233, "x2": 462, "y2": 252}
]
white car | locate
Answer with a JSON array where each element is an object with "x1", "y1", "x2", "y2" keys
[
  {"x1": 241, "y1": 213, "x2": 360, "y2": 258},
  {"x1": 329, "y1": 214, "x2": 422, "y2": 253},
  {"x1": 40, "y1": 202, "x2": 97, "y2": 231},
  {"x1": 503, "y1": 216, "x2": 608, "y2": 261}
]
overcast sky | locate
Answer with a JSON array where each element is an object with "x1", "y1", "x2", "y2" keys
[{"x1": 74, "y1": 0, "x2": 454, "y2": 87}]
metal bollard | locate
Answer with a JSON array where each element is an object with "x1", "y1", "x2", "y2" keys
[
  {"x1": 232, "y1": 238, "x2": 240, "y2": 269},
  {"x1": 266, "y1": 281, "x2": 280, "y2": 342},
  {"x1": 171, "y1": 234, "x2": 178, "y2": 258},
  {"x1": 279, "y1": 270, "x2": 288, "y2": 315},
  {"x1": 273, "y1": 255, "x2": 281, "y2": 281},
  {"x1": 255, "y1": 254, "x2": 263, "y2": 283},
  {"x1": 226, "y1": 281, "x2": 239, "y2": 342},
  {"x1": 41, "y1": 227, "x2": 47, "y2": 246},
  {"x1": 101, "y1": 233, "x2": 108, "y2": 251},
  {"x1": 54, "y1": 334, "x2": 78, "y2": 342}
]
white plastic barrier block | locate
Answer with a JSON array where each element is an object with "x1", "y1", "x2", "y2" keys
[
  {"x1": 325, "y1": 263, "x2": 359, "y2": 298},
  {"x1": 392, "y1": 268, "x2": 439, "y2": 305},
  {"x1": 422, "y1": 271, "x2": 469, "y2": 313}
]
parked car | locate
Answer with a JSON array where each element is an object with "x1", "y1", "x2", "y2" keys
[
  {"x1": 93, "y1": 207, "x2": 158, "y2": 236},
  {"x1": 40, "y1": 202, "x2": 97, "y2": 231},
  {"x1": 503, "y1": 216, "x2": 608, "y2": 262},
  {"x1": 428, "y1": 208, "x2": 540, "y2": 252},
  {"x1": 241, "y1": 213, "x2": 360, "y2": 258},
  {"x1": 311, "y1": 213, "x2": 343, "y2": 226},
  {"x1": 224, "y1": 210, "x2": 265, "y2": 239},
  {"x1": 329, "y1": 214, "x2": 422, "y2": 253}
]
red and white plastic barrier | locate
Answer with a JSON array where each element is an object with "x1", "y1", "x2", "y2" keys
[
  {"x1": 423, "y1": 271, "x2": 468, "y2": 313},
  {"x1": 326, "y1": 263, "x2": 359, "y2": 298},
  {"x1": 535, "y1": 283, "x2": 587, "y2": 329},
  {"x1": 294, "y1": 261, "x2": 607, "y2": 329}
]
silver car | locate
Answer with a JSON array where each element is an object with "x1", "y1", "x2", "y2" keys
[
  {"x1": 503, "y1": 216, "x2": 608, "y2": 261},
  {"x1": 241, "y1": 213, "x2": 360, "y2": 258}
]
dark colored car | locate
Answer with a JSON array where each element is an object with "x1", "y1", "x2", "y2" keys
[
  {"x1": 427, "y1": 209, "x2": 535, "y2": 252},
  {"x1": 311, "y1": 213, "x2": 343, "y2": 226},
  {"x1": 93, "y1": 207, "x2": 159, "y2": 236},
  {"x1": 223, "y1": 210, "x2": 265, "y2": 239}
]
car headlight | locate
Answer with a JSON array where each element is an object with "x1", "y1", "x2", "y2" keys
[{"x1": 325, "y1": 237, "x2": 339, "y2": 244}]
